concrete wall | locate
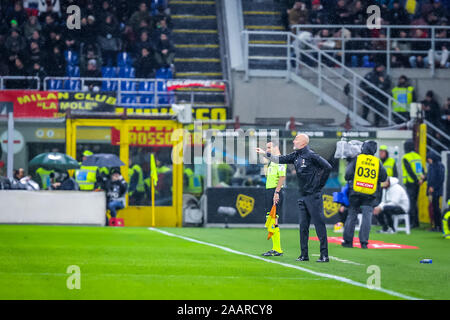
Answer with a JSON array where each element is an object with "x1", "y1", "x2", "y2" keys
[
  {"x1": 0, "y1": 191, "x2": 106, "y2": 226},
  {"x1": 232, "y1": 71, "x2": 347, "y2": 125}
]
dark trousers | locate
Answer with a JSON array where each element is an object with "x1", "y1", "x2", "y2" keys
[
  {"x1": 431, "y1": 194, "x2": 442, "y2": 229},
  {"x1": 298, "y1": 192, "x2": 328, "y2": 257},
  {"x1": 405, "y1": 183, "x2": 420, "y2": 227},
  {"x1": 265, "y1": 188, "x2": 283, "y2": 218},
  {"x1": 378, "y1": 205, "x2": 406, "y2": 231}
]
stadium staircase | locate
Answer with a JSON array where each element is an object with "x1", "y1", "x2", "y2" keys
[
  {"x1": 241, "y1": 0, "x2": 286, "y2": 71},
  {"x1": 170, "y1": 0, "x2": 223, "y2": 80}
]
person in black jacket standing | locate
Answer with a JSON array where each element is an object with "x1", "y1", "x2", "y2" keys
[
  {"x1": 257, "y1": 134, "x2": 332, "y2": 262},
  {"x1": 343, "y1": 141, "x2": 388, "y2": 249}
]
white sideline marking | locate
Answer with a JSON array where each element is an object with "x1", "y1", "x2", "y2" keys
[
  {"x1": 311, "y1": 254, "x2": 363, "y2": 266},
  {"x1": 149, "y1": 228, "x2": 421, "y2": 300}
]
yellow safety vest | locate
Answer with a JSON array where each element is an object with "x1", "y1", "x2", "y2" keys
[
  {"x1": 443, "y1": 209, "x2": 450, "y2": 239},
  {"x1": 75, "y1": 166, "x2": 98, "y2": 191},
  {"x1": 392, "y1": 86, "x2": 414, "y2": 112},
  {"x1": 184, "y1": 168, "x2": 202, "y2": 195},
  {"x1": 36, "y1": 167, "x2": 54, "y2": 190},
  {"x1": 353, "y1": 154, "x2": 380, "y2": 195},
  {"x1": 382, "y1": 157, "x2": 396, "y2": 177},
  {"x1": 401, "y1": 152, "x2": 423, "y2": 184},
  {"x1": 405, "y1": 0, "x2": 416, "y2": 14},
  {"x1": 128, "y1": 164, "x2": 145, "y2": 194}
]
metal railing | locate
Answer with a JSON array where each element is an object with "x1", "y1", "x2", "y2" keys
[
  {"x1": 1, "y1": 76, "x2": 40, "y2": 90},
  {"x1": 37, "y1": 77, "x2": 229, "y2": 109},
  {"x1": 291, "y1": 25, "x2": 450, "y2": 76},
  {"x1": 242, "y1": 29, "x2": 450, "y2": 155}
]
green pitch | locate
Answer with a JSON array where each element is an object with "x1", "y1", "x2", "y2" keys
[{"x1": 0, "y1": 224, "x2": 448, "y2": 300}]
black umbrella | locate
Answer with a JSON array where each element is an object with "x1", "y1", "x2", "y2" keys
[
  {"x1": 29, "y1": 152, "x2": 80, "y2": 171},
  {"x1": 82, "y1": 153, "x2": 125, "y2": 168}
]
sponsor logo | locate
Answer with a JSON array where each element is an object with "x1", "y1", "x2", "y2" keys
[
  {"x1": 356, "y1": 181, "x2": 374, "y2": 189},
  {"x1": 235, "y1": 194, "x2": 255, "y2": 218}
]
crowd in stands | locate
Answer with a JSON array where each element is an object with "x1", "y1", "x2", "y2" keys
[
  {"x1": 281, "y1": 0, "x2": 450, "y2": 68},
  {"x1": 0, "y1": 0, "x2": 175, "y2": 89}
]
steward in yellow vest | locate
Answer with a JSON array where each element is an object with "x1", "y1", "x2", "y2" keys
[
  {"x1": 128, "y1": 160, "x2": 145, "y2": 205},
  {"x1": 379, "y1": 145, "x2": 398, "y2": 177},
  {"x1": 392, "y1": 76, "x2": 415, "y2": 123},
  {"x1": 183, "y1": 166, "x2": 203, "y2": 196},
  {"x1": 401, "y1": 140, "x2": 425, "y2": 228},
  {"x1": 35, "y1": 167, "x2": 54, "y2": 190},
  {"x1": 75, "y1": 150, "x2": 98, "y2": 191}
]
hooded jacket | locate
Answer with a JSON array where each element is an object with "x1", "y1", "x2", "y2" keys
[
  {"x1": 345, "y1": 140, "x2": 388, "y2": 200},
  {"x1": 379, "y1": 177, "x2": 410, "y2": 213},
  {"x1": 427, "y1": 153, "x2": 445, "y2": 196},
  {"x1": 267, "y1": 145, "x2": 332, "y2": 196}
]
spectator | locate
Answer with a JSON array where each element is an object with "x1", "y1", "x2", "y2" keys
[
  {"x1": 29, "y1": 61, "x2": 47, "y2": 90},
  {"x1": 5, "y1": 29, "x2": 26, "y2": 58},
  {"x1": 426, "y1": 152, "x2": 445, "y2": 232},
  {"x1": 79, "y1": 15, "x2": 98, "y2": 45},
  {"x1": 331, "y1": 0, "x2": 352, "y2": 25},
  {"x1": 154, "y1": 18, "x2": 171, "y2": 39},
  {"x1": 135, "y1": 47, "x2": 157, "y2": 78},
  {"x1": 310, "y1": 0, "x2": 327, "y2": 25},
  {"x1": 441, "y1": 97, "x2": 450, "y2": 135},
  {"x1": 349, "y1": 0, "x2": 366, "y2": 25},
  {"x1": 98, "y1": 0, "x2": 116, "y2": 23},
  {"x1": 373, "y1": 177, "x2": 410, "y2": 233},
  {"x1": 431, "y1": 0, "x2": 448, "y2": 20},
  {"x1": 80, "y1": 43, "x2": 103, "y2": 73},
  {"x1": 134, "y1": 30, "x2": 153, "y2": 57},
  {"x1": 386, "y1": 0, "x2": 410, "y2": 27},
  {"x1": 391, "y1": 30, "x2": 412, "y2": 68},
  {"x1": 62, "y1": 32, "x2": 79, "y2": 53},
  {"x1": 6, "y1": 1, "x2": 29, "y2": 27},
  {"x1": 50, "y1": 171, "x2": 78, "y2": 190},
  {"x1": 426, "y1": 22, "x2": 449, "y2": 68},
  {"x1": 153, "y1": 4, "x2": 172, "y2": 29},
  {"x1": 28, "y1": 30, "x2": 46, "y2": 49},
  {"x1": 46, "y1": 45, "x2": 66, "y2": 76},
  {"x1": 81, "y1": 59, "x2": 102, "y2": 92},
  {"x1": 121, "y1": 24, "x2": 137, "y2": 53},
  {"x1": 7, "y1": 57, "x2": 28, "y2": 89},
  {"x1": 288, "y1": 1, "x2": 309, "y2": 30},
  {"x1": 23, "y1": 15, "x2": 42, "y2": 39},
  {"x1": 154, "y1": 32, "x2": 175, "y2": 69},
  {"x1": 98, "y1": 14, "x2": 122, "y2": 66},
  {"x1": 129, "y1": 2, "x2": 152, "y2": 34},
  {"x1": 409, "y1": 29, "x2": 430, "y2": 68},
  {"x1": 37, "y1": 0, "x2": 61, "y2": 16},
  {"x1": 105, "y1": 168, "x2": 128, "y2": 225},
  {"x1": 28, "y1": 41, "x2": 47, "y2": 67},
  {"x1": 421, "y1": 90, "x2": 442, "y2": 126},
  {"x1": 360, "y1": 64, "x2": 392, "y2": 127}
]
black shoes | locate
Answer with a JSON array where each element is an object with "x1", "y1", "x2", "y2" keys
[
  {"x1": 341, "y1": 241, "x2": 353, "y2": 248},
  {"x1": 262, "y1": 250, "x2": 283, "y2": 257},
  {"x1": 361, "y1": 243, "x2": 368, "y2": 249},
  {"x1": 316, "y1": 256, "x2": 330, "y2": 263},
  {"x1": 296, "y1": 256, "x2": 309, "y2": 261}
]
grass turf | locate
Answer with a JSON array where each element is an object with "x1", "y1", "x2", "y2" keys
[{"x1": 0, "y1": 224, "x2": 447, "y2": 300}]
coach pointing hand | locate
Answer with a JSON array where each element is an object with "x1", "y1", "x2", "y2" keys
[{"x1": 257, "y1": 134, "x2": 332, "y2": 262}]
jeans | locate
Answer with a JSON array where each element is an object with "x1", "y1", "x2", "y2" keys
[
  {"x1": 378, "y1": 205, "x2": 406, "y2": 231},
  {"x1": 108, "y1": 200, "x2": 125, "y2": 218}
]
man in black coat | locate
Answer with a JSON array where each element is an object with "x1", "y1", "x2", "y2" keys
[
  {"x1": 257, "y1": 134, "x2": 332, "y2": 262},
  {"x1": 343, "y1": 140, "x2": 388, "y2": 249}
]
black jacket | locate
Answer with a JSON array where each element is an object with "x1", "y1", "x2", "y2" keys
[
  {"x1": 105, "y1": 178, "x2": 128, "y2": 203},
  {"x1": 267, "y1": 146, "x2": 332, "y2": 196},
  {"x1": 345, "y1": 141, "x2": 388, "y2": 202}
]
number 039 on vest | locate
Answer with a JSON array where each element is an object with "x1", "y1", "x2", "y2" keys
[{"x1": 353, "y1": 154, "x2": 380, "y2": 195}]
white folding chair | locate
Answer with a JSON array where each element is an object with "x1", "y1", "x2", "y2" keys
[{"x1": 393, "y1": 214, "x2": 411, "y2": 234}]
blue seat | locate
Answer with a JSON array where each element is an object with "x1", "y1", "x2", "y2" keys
[
  {"x1": 156, "y1": 67, "x2": 173, "y2": 79},
  {"x1": 120, "y1": 80, "x2": 136, "y2": 91},
  {"x1": 67, "y1": 65, "x2": 80, "y2": 77},
  {"x1": 118, "y1": 67, "x2": 135, "y2": 78},
  {"x1": 139, "y1": 81, "x2": 155, "y2": 92},
  {"x1": 47, "y1": 79, "x2": 62, "y2": 90},
  {"x1": 156, "y1": 80, "x2": 167, "y2": 92},
  {"x1": 362, "y1": 55, "x2": 375, "y2": 68},
  {"x1": 64, "y1": 79, "x2": 81, "y2": 91},
  {"x1": 64, "y1": 50, "x2": 79, "y2": 66},
  {"x1": 120, "y1": 94, "x2": 137, "y2": 105},
  {"x1": 140, "y1": 94, "x2": 155, "y2": 105},
  {"x1": 351, "y1": 55, "x2": 359, "y2": 68},
  {"x1": 102, "y1": 67, "x2": 117, "y2": 78},
  {"x1": 101, "y1": 80, "x2": 118, "y2": 91},
  {"x1": 117, "y1": 52, "x2": 132, "y2": 67},
  {"x1": 158, "y1": 92, "x2": 174, "y2": 105}
]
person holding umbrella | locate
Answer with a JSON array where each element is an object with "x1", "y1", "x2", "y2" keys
[{"x1": 50, "y1": 171, "x2": 79, "y2": 191}]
